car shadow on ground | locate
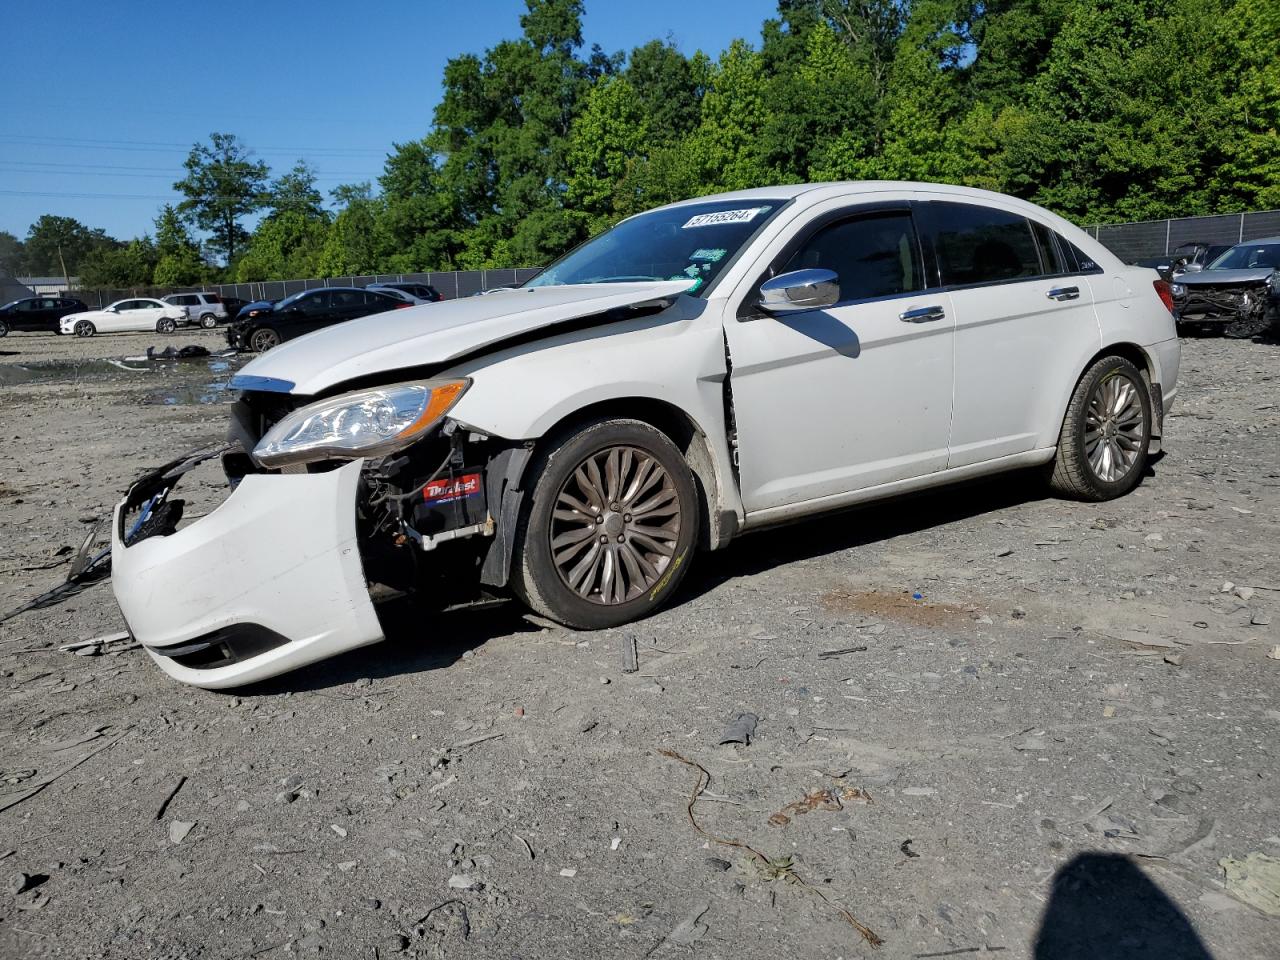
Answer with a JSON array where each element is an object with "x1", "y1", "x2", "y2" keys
[
  {"x1": 681, "y1": 467, "x2": 1054, "y2": 603},
  {"x1": 245, "y1": 459, "x2": 1169, "y2": 694},
  {"x1": 1033, "y1": 853, "x2": 1215, "y2": 959}
]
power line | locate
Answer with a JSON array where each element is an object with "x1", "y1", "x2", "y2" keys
[
  {"x1": 0, "y1": 159, "x2": 381, "y2": 176},
  {"x1": 0, "y1": 165, "x2": 376, "y2": 181},
  {"x1": 0, "y1": 134, "x2": 389, "y2": 157}
]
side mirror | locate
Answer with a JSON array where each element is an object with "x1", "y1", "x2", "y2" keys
[
  {"x1": 758, "y1": 269, "x2": 840, "y2": 315},
  {"x1": 1181, "y1": 263, "x2": 1203, "y2": 273}
]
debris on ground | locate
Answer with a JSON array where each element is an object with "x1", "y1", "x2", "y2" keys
[
  {"x1": 168, "y1": 820, "x2": 195, "y2": 844},
  {"x1": 718, "y1": 712, "x2": 758, "y2": 746},
  {"x1": 818, "y1": 646, "x2": 869, "y2": 659},
  {"x1": 1220, "y1": 853, "x2": 1280, "y2": 916},
  {"x1": 769, "y1": 786, "x2": 872, "y2": 827},
  {"x1": 659, "y1": 748, "x2": 882, "y2": 947},
  {"x1": 621, "y1": 634, "x2": 639, "y2": 673},
  {"x1": 664, "y1": 901, "x2": 711, "y2": 946},
  {"x1": 154, "y1": 775, "x2": 187, "y2": 820}
]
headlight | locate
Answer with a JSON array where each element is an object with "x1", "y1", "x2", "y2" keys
[
  {"x1": 1170, "y1": 283, "x2": 1186, "y2": 298},
  {"x1": 252, "y1": 379, "x2": 469, "y2": 468}
]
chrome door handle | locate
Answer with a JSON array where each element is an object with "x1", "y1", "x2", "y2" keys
[
  {"x1": 899, "y1": 305, "x2": 946, "y2": 323},
  {"x1": 1047, "y1": 286, "x2": 1080, "y2": 301}
]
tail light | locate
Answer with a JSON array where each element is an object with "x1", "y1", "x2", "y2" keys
[{"x1": 1153, "y1": 279, "x2": 1174, "y2": 313}]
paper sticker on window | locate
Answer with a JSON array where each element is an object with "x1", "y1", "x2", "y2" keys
[
  {"x1": 423, "y1": 472, "x2": 482, "y2": 504},
  {"x1": 690, "y1": 248, "x2": 727, "y2": 262},
  {"x1": 682, "y1": 208, "x2": 766, "y2": 229}
]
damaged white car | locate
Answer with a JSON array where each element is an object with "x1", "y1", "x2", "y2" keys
[{"x1": 111, "y1": 182, "x2": 1181, "y2": 688}]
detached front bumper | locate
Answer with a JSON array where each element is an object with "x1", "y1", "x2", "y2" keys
[{"x1": 111, "y1": 456, "x2": 383, "y2": 689}]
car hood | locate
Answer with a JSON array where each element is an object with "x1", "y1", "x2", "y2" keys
[
  {"x1": 234, "y1": 280, "x2": 695, "y2": 396},
  {"x1": 1177, "y1": 268, "x2": 1274, "y2": 285},
  {"x1": 234, "y1": 300, "x2": 276, "y2": 318}
]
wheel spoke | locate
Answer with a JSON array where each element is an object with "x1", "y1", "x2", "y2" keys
[{"x1": 550, "y1": 444, "x2": 683, "y2": 605}]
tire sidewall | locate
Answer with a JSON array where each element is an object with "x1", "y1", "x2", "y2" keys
[
  {"x1": 515, "y1": 418, "x2": 699, "y2": 630},
  {"x1": 0, "y1": 319, "x2": 8, "y2": 337},
  {"x1": 1068, "y1": 359, "x2": 1152, "y2": 498},
  {"x1": 200, "y1": 314, "x2": 217, "y2": 329},
  {"x1": 251, "y1": 328, "x2": 280, "y2": 352},
  {"x1": 76, "y1": 321, "x2": 95, "y2": 337},
  {"x1": 158, "y1": 318, "x2": 176, "y2": 334}
]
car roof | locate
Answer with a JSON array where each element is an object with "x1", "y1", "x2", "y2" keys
[{"x1": 1233, "y1": 236, "x2": 1280, "y2": 245}]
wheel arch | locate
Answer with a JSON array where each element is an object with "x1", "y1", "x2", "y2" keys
[
  {"x1": 522, "y1": 396, "x2": 730, "y2": 554},
  {"x1": 1054, "y1": 340, "x2": 1161, "y2": 450}
]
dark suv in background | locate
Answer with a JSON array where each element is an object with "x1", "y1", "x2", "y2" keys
[
  {"x1": 226, "y1": 286, "x2": 410, "y2": 352},
  {"x1": 0, "y1": 296, "x2": 88, "y2": 336}
]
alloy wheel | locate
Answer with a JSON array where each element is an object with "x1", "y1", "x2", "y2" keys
[
  {"x1": 75, "y1": 321, "x2": 94, "y2": 337},
  {"x1": 549, "y1": 445, "x2": 682, "y2": 605},
  {"x1": 250, "y1": 329, "x2": 280, "y2": 352},
  {"x1": 1084, "y1": 374, "x2": 1145, "y2": 482}
]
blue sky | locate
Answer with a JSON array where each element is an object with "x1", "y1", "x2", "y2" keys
[{"x1": 0, "y1": 0, "x2": 779, "y2": 244}]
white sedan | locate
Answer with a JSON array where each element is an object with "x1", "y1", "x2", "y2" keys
[
  {"x1": 109, "y1": 181, "x2": 1180, "y2": 688},
  {"x1": 60, "y1": 298, "x2": 186, "y2": 337}
]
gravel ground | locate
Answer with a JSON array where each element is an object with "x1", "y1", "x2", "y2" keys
[{"x1": 1, "y1": 328, "x2": 1278, "y2": 959}]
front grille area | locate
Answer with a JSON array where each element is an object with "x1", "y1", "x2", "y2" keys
[{"x1": 1177, "y1": 283, "x2": 1266, "y2": 319}]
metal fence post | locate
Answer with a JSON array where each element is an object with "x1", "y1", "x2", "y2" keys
[
  {"x1": 1165, "y1": 219, "x2": 1171, "y2": 255},
  {"x1": 1240, "y1": 213, "x2": 1245, "y2": 243}
]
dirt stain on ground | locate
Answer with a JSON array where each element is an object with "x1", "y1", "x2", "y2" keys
[{"x1": 820, "y1": 588, "x2": 978, "y2": 627}]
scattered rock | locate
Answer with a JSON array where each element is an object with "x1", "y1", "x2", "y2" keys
[
  {"x1": 559, "y1": 868, "x2": 577, "y2": 878},
  {"x1": 447, "y1": 874, "x2": 481, "y2": 890},
  {"x1": 1164, "y1": 653, "x2": 1184, "y2": 667},
  {"x1": 168, "y1": 820, "x2": 195, "y2": 844},
  {"x1": 902, "y1": 787, "x2": 937, "y2": 797}
]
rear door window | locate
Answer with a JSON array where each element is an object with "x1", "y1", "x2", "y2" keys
[
  {"x1": 924, "y1": 202, "x2": 1041, "y2": 286},
  {"x1": 780, "y1": 209, "x2": 924, "y2": 304}
]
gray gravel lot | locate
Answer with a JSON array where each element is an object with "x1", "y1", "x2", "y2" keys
[{"x1": 1, "y1": 328, "x2": 1278, "y2": 959}]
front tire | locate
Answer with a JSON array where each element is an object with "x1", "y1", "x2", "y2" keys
[
  {"x1": 0, "y1": 318, "x2": 8, "y2": 337},
  {"x1": 249, "y1": 327, "x2": 281, "y2": 352},
  {"x1": 1048, "y1": 355, "x2": 1151, "y2": 501},
  {"x1": 512, "y1": 418, "x2": 699, "y2": 629},
  {"x1": 75, "y1": 320, "x2": 96, "y2": 338},
  {"x1": 157, "y1": 318, "x2": 177, "y2": 334},
  {"x1": 199, "y1": 313, "x2": 217, "y2": 329}
]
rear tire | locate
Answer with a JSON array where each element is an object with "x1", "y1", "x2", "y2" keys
[
  {"x1": 249, "y1": 327, "x2": 281, "y2": 352},
  {"x1": 1048, "y1": 355, "x2": 1151, "y2": 501},
  {"x1": 0, "y1": 318, "x2": 8, "y2": 337},
  {"x1": 512, "y1": 418, "x2": 699, "y2": 630},
  {"x1": 199, "y1": 313, "x2": 217, "y2": 329},
  {"x1": 157, "y1": 318, "x2": 177, "y2": 334},
  {"x1": 75, "y1": 320, "x2": 96, "y2": 338}
]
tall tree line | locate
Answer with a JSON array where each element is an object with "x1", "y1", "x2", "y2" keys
[{"x1": 4, "y1": 0, "x2": 1277, "y2": 288}]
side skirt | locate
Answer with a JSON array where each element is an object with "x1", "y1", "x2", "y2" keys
[{"x1": 740, "y1": 447, "x2": 1058, "y2": 532}]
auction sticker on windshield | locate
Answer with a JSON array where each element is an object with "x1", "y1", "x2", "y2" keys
[{"x1": 682, "y1": 207, "x2": 769, "y2": 229}]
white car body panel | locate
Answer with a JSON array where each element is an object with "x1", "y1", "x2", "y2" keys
[
  {"x1": 111, "y1": 460, "x2": 382, "y2": 688},
  {"x1": 107, "y1": 181, "x2": 1180, "y2": 689}
]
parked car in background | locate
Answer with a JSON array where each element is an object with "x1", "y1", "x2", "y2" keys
[
  {"x1": 220, "y1": 296, "x2": 252, "y2": 321},
  {"x1": 111, "y1": 181, "x2": 1180, "y2": 688},
  {"x1": 370, "y1": 281, "x2": 444, "y2": 302},
  {"x1": 226, "y1": 286, "x2": 410, "y2": 352},
  {"x1": 0, "y1": 296, "x2": 87, "y2": 336},
  {"x1": 366, "y1": 284, "x2": 431, "y2": 305},
  {"x1": 163, "y1": 292, "x2": 227, "y2": 328},
  {"x1": 1169, "y1": 242, "x2": 1231, "y2": 278},
  {"x1": 59, "y1": 298, "x2": 186, "y2": 337},
  {"x1": 1170, "y1": 237, "x2": 1280, "y2": 337}
]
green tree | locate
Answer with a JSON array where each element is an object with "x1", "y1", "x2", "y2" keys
[
  {"x1": 267, "y1": 161, "x2": 328, "y2": 220},
  {"x1": 79, "y1": 237, "x2": 157, "y2": 288},
  {"x1": 679, "y1": 41, "x2": 774, "y2": 193},
  {"x1": 317, "y1": 197, "x2": 385, "y2": 276},
  {"x1": 237, "y1": 212, "x2": 328, "y2": 281},
  {"x1": 565, "y1": 76, "x2": 652, "y2": 230},
  {"x1": 152, "y1": 204, "x2": 207, "y2": 286},
  {"x1": 379, "y1": 140, "x2": 462, "y2": 270},
  {"x1": 625, "y1": 39, "x2": 702, "y2": 141},
  {"x1": 172, "y1": 132, "x2": 270, "y2": 264},
  {"x1": 22, "y1": 215, "x2": 115, "y2": 277},
  {"x1": 1210, "y1": 0, "x2": 1280, "y2": 208},
  {"x1": 0, "y1": 231, "x2": 25, "y2": 277}
]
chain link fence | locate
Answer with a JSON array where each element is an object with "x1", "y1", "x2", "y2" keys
[
  {"x1": 1086, "y1": 209, "x2": 1280, "y2": 263},
  {"x1": 67, "y1": 267, "x2": 544, "y2": 310}
]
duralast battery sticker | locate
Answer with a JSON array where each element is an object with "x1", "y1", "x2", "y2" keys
[{"x1": 423, "y1": 473, "x2": 482, "y2": 504}]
